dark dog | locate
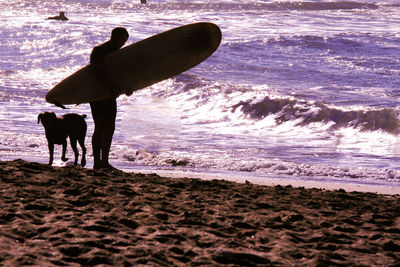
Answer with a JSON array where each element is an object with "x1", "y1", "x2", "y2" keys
[{"x1": 38, "y1": 112, "x2": 87, "y2": 166}]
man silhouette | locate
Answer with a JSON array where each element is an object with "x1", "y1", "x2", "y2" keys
[{"x1": 90, "y1": 27, "x2": 129, "y2": 169}]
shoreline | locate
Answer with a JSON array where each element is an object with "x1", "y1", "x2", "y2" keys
[
  {"x1": 1, "y1": 159, "x2": 400, "y2": 266},
  {"x1": 3, "y1": 153, "x2": 399, "y2": 195},
  {"x1": 125, "y1": 167, "x2": 400, "y2": 195}
]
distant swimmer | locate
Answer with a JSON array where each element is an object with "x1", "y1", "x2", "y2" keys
[{"x1": 46, "y1": 12, "x2": 69, "y2": 21}]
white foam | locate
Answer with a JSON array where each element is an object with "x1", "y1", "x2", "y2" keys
[{"x1": 118, "y1": 95, "x2": 181, "y2": 152}]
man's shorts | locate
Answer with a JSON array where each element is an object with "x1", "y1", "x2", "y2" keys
[{"x1": 90, "y1": 98, "x2": 117, "y2": 120}]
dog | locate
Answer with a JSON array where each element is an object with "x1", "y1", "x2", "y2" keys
[{"x1": 38, "y1": 112, "x2": 87, "y2": 167}]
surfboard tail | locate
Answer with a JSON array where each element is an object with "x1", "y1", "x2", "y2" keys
[
  {"x1": 45, "y1": 83, "x2": 76, "y2": 106},
  {"x1": 45, "y1": 90, "x2": 56, "y2": 104}
]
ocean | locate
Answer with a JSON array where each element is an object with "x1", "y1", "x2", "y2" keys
[{"x1": 1, "y1": 0, "x2": 400, "y2": 189}]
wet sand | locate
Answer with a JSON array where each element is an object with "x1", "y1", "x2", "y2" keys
[{"x1": 1, "y1": 159, "x2": 400, "y2": 266}]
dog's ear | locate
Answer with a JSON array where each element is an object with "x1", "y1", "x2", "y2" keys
[
  {"x1": 49, "y1": 112, "x2": 56, "y2": 119},
  {"x1": 38, "y1": 113, "x2": 43, "y2": 124}
]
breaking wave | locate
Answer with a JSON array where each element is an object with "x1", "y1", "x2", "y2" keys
[{"x1": 232, "y1": 96, "x2": 400, "y2": 134}]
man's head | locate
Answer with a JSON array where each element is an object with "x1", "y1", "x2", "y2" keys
[{"x1": 110, "y1": 27, "x2": 129, "y2": 48}]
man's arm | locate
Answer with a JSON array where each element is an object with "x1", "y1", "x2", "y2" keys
[{"x1": 90, "y1": 46, "x2": 119, "y2": 98}]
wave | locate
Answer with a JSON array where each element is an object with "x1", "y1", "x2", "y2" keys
[
  {"x1": 142, "y1": 1, "x2": 379, "y2": 12},
  {"x1": 231, "y1": 96, "x2": 400, "y2": 134},
  {"x1": 266, "y1": 35, "x2": 363, "y2": 51},
  {"x1": 164, "y1": 74, "x2": 400, "y2": 135},
  {"x1": 264, "y1": 1, "x2": 379, "y2": 11}
]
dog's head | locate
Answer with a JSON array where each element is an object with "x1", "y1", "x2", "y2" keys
[{"x1": 37, "y1": 112, "x2": 57, "y2": 127}]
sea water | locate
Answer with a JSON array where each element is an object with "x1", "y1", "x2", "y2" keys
[{"x1": 1, "y1": 0, "x2": 400, "y2": 189}]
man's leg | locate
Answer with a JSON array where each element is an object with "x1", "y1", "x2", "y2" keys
[
  {"x1": 90, "y1": 98, "x2": 117, "y2": 169},
  {"x1": 92, "y1": 118, "x2": 105, "y2": 169},
  {"x1": 101, "y1": 118, "x2": 115, "y2": 167}
]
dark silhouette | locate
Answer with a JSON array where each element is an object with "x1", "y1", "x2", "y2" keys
[
  {"x1": 141, "y1": 0, "x2": 147, "y2": 3},
  {"x1": 38, "y1": 112, "x2": 87, "y2": 166},
  {"x1": 46, "y1": 12, "x2": 69, "y2": 21},
  {"x1": 90, "y1": 27, "x2": 129, "y2": 169}
]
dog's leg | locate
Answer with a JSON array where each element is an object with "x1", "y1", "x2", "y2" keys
[
  {"x1": 61, "y1": 141, "x2": 68, "y2": 162},
  {"x1": 48, "y1": 142, "x2": 54, "y2": 165},
  {"x1": 70, "y1": 137, "x2": 79, "y2": 166},
  {"x1": 78, "y1": 137, "x2": 86, "y2": 167}
]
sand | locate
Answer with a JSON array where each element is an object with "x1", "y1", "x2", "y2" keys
[{"x1": 1, "y1": 159, "x2": 400, "y2": 266}]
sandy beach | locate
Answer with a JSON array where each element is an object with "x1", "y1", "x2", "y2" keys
[{"x1": 1, "y1": 159, "x2": 400, "y2": 266}]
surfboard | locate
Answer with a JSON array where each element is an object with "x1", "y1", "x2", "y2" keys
[{"x1": 45, "y1": 22, "x2": 222, "y2": 105}]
